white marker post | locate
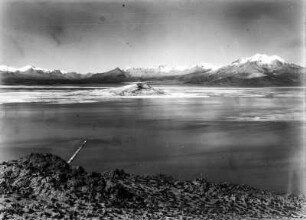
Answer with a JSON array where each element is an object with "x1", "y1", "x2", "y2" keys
[{"x1": 67, "y1": 139, "x2": 88, "y2": 164}]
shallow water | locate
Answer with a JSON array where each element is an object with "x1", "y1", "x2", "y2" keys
[{"x1": 0, "y1": 85, "x2": 305, "y2": 194}]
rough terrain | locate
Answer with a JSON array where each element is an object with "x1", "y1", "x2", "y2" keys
[{"x1": 0, "y1": 153, "x2": 305, "y2": 219}]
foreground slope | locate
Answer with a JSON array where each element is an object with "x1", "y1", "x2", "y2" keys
[{"x1": 0, "y1": 153, "x2": 305, "y2": 219}]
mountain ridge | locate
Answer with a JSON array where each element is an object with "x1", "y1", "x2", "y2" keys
[{"x1": 1, "y1": 54, "x2": 305, "y2": 86}]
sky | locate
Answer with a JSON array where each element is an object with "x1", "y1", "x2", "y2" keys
[{"x1": 0, "y1": 0, "x2": 305, "y2": 73}]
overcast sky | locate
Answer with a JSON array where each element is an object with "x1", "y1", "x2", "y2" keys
[{"x1": 0, "y1": 0, "x2": 304, "y2": 73}]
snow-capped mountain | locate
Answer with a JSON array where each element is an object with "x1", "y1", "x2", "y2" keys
[
  {"x1": 184, "y1": 54, "x2": 305, "y2": 86},
  {"x1": 124, "y1": 63, "x2": 220, "y2": 78},
  {"x1": 220, "y1": 53, "x2": 303, "y2": 78},
  {"x1": 0, "y1": 65, "x2": 36, "y2": 72},
  {"x1": 0, "y1": 65, "x2": 129, "y2": 84},
  {"x1": 0, "y1": 54, "x2": 304, "y2": 86},
  {"x1": 231, "y1": 54, "x2": 285, "y2": 67},
  {"x1": 0, "y1": 65, "x2": 86, "y2": 84},
  {"x1": 0, "y1": 65, "x2": 69, "y2": 74}
]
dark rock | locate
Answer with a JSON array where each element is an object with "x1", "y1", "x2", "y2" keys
[
  {"x1": 24, "y1": 153, "x2": 70, "y2": 172},
  {"x1": 0, "y1": 153, "x2": 305, "y2": 219},
  {"x1": 106, "y1": 82, "x2": 167, "y2": 96}
]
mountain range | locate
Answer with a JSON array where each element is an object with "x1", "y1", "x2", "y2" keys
[{"x1": 1, "y1": 54, "x2": 304, "y2": 86}]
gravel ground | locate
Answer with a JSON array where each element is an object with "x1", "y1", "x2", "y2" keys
[{"x1": 0, "y1": 153, "x2": 305, "y2": 219}]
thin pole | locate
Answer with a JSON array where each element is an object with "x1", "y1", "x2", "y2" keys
[{"x1": 67, "y1": 139, "x2": 88, "y2": 164}]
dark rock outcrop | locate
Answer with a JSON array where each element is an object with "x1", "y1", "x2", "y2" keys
[
  {"x1": 0, "y1": 153, "x2": 305, "y2": 219},
  {"x1": 106, "y1": 82, "x2": 166, "y2": 96}
]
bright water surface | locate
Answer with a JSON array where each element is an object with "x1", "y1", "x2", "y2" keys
[{"x1": 0, "y1": 85, "x2": 305, "y2": 194}]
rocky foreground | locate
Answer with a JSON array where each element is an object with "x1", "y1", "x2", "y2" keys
[{"x1": 0, "y1": 154, "x2": 305, "y2": 219}]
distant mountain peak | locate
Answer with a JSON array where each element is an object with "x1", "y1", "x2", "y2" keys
[
  {"x1": 1, "y1": 54, "x2": 303, "y2": 87},
  {"x1": 18, "y1": 65, "x2": 36, "y2": 71},
  {"x1": 106, "y1": 67, "x2": 125, "y2": 74},
  {"x1": 232, "y1": 54, "x2": 285, "y2": 66},
  {"x1": 124, "y1": 63, "x2": 220, "y2": 74},
  {"x1": 0, "y1": 65, "x2": 34, "y2": 72},
  {"x1": 114, "y1": 67, "x2": 124, "y2": 72},
  {"x1": 0, "y1": 65, "x2": 69, "y2": 74},
  {"x1": 196, "y1": 63, "x2": 221, "y2": 71}
]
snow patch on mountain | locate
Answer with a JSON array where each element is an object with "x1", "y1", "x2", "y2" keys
[
  {"x1": 0, "y1": 65, "x2": 68, "y2": 74},
  {"x1": 246, "y1": 72, "x2": 266, "y2": 79},
  {"x1": 125, "y1": 63, "x2": 220, "y2": 74},
  {"x1": 197, "y1": 63, "x2": 221, "y2": 71},
  {"x1": 232, "y1": 54, "x2": 285, "y2": 66},
  {"x1": 18, "y1": 65, "x2": 36, "y2": 72},
  {"x1": 0, "y1": 65, "x2": 21, "y2": 72}
]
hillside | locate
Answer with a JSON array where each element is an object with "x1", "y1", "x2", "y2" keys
[{"x1": 0, "y1": 153, "x2": 305, "y2": 219}]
